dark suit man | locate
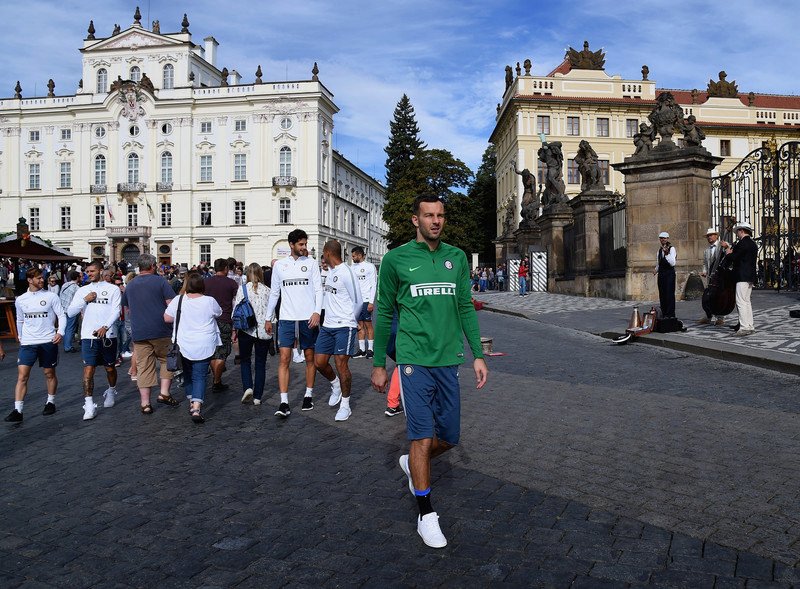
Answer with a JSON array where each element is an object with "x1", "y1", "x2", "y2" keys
[{"x1": 722, "y1": 222, "x2": 758, "y2": 336}]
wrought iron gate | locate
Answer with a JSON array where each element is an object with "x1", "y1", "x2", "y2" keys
[{"x1": 711, "y1": 140, "x2": 800, "y2": 290}]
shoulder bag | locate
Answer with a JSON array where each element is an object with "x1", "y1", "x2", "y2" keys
[{"x1": 166, "y1": 295, "x2": 183, "y2": 372}]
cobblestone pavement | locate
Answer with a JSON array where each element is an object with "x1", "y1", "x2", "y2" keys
[
  {"x1": 475, "y1": 291, "x2": 634, "y2": 315},
  {"x1": 1, "y1": 311, "x2": 799, "y2": 587}
]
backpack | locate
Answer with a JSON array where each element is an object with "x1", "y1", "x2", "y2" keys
[{"x1": 232, "y1": 284, "x2": 257, "y2": 330}]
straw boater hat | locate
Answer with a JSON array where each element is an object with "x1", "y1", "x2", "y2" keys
[
  {"x1": 658, "y1": 231, "x2": 669, "y2": 238},
  {"x1": 733, "y1": 221, "x2": 753, "y2": 234},
  {"x1": 705, "y1": 227, "x2": 718, "y2": 236}
]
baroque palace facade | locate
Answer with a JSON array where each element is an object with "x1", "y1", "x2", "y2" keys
[
  {"x1": 0, "y1": 11, "x2": 387, "y2": 266},
  {"x1": 491, "y1": 43, "x2": 800, "y2": 235}
]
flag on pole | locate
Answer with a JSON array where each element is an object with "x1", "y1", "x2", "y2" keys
[{"x1": 105, "y1": 193, "x2": 115, "y2": 222}]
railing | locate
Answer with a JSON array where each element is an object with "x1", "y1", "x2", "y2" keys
[
  {"x1": 117, "y1": 182, "x2": 147, "y2": 193},
  {"x1": 90, "y1": 184, "x2": 107, "y2": 194},
  {"x1": 272, "y1": 176, "x2": 297, "y2": 187},
  {"x1": 106, "y1": 225, "x2": 152, "y2": 238},
  {"x1": 156, "y1": 182, "x2": 173, "y2": 192},
  {"x1": 599, "y1": 202, "x2": 627, "y2": 274}
]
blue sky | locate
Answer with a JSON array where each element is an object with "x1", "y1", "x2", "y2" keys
[{"x1": 1, "y1": 0, "x2": 798, "y2": 181}]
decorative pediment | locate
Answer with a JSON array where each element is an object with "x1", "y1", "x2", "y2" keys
[
  {"x1": 90, "y1": 143, "x2": 109, "y2": 152},
  {"x1": 156, "y1": 140, "x2": 175, "y2": 150},
  {"x1": 273, "y1": 131, "x2": 297, "y2": 143},
  {"x1": 121, "y1": 140, "x2": 144, "y2": 150},
  {"x1": 156, "y1": 54, "x2": 179, "y2": 64},
  {"x1": 125, "y1": 56, "x2": 144, "y2": 65},
  {"x1": 230, "y1": 139, "x2": 250, "y2": 150},
  {"x1": 196, "y1": 140, "x2": 215, "y2": 152},
  {"x1": 85, "y1": 29, "x2": 183, "y2": 52},
  {"x1": 55, "y1": 148, "x2": 75, "y2": 158},
  {"x1": 88, "y1": 59, "x2": 112, "y2": 67},
  {"x1": 24, "y1": 149, "x2": 43, "y2": 160},
  {"x1": 262, "y1": 100, "x2": 308, "y2": 116}
]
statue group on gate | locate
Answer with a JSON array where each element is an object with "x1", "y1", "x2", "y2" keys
[
  {"x1": 630, "y1": 91, "x2": 709, "y2": 157},
  {"x1": 538, "y1": 141, "x2": 568, "y2": 207},
  {"x1": 512, "y1": 164, "x2": 539, "y2": 229},
  {"x1": 575, "y1": 140, "x2": 605, "y2": 192}
]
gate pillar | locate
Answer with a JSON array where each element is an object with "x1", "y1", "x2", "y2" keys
[{"x1": 613, "y1": 148, "x2": 722, "y2": 301}]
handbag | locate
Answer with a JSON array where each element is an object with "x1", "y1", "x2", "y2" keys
[{"x1": 166, "y1": 295, "x2": 183, "y2": 372}]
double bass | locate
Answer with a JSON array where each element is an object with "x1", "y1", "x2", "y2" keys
[{"x1": 701, "y1": 223, "x2": 737, "y2": 317}]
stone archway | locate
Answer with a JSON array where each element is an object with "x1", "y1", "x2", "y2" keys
[{"x1": 121, "y1": 244, "x2": 141, "y2": 265}]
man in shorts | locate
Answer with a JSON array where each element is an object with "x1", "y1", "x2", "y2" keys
[
  {"x1": 266, "y1": 229, "x2": 323, "y2": 417},
  {"x1": 5, "y1": 268, "x2": 66, "y2": 422},
  {"x1": 350, "y1": 246, "x2": 377, "y2": 359},
  {"x1": 204, "y1": 258, "x2": 239, "y2": 392},
  {"x1": 371, "y1": 195, "x2": 488, "y2": 548},
  {"x1": 314, "y1": 240, "x2": 362, "y2": 421},
  {"x1": 67, "y1": 261, "x2": 122, "y2": 420}
]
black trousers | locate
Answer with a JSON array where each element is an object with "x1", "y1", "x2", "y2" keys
[{"x1": 658, "y1": 270, "x2": 676, "y2": 318}]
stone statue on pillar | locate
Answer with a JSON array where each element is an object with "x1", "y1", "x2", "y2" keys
[
  {"x1": 501, "y1": 195, "x2": 516, "y2": 237},
  {"x1": 575, "y1": 140, "x2": 605, "y2": 192},
  {"x1": 512, "y1": 162, "x2": 539, "y2": 227},
  {"x1": 681, "y1": 115, "x2": 706, "y2": 147},
  {"x1": 633, "y1": 122, "x2": 655, "y2": 157},
  {"x1": 538, "y1": 141, "x2": 568, "y2": 206},
  {"x1": 648, "y1": 92, "x2": 685, "y2": 150}
]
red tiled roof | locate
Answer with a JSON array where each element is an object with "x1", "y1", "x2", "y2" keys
[
  {"x1": 664, "y1": 89, "x2": 800, "y2": 109},
  {"x1": 547, "y1": 58, "x2": 571, "y2": 77}
]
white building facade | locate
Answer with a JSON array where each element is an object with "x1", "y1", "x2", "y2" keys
[{"x1": 0, "y1": 13, "x2": 387, "y2": 267}]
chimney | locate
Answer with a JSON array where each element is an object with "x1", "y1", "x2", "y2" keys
[
  {"x1": 230, "y1": 70, "x2": 241, "y2": 85},
  {"x1": 204, "y1": 36, "x2": 219, "y2": 67}
]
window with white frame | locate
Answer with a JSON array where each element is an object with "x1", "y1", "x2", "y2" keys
[
  {"x1": 199, "y1": 244, "x2": 211, "y2": 264},
  {"x1": 28, "y1": 163, "x2": 41, "y2": 189},
  {"x1": 60, "y1": 206, "x2": 71, "y2": 230},
  {"x1": 127, "y1": 204, "x2": 138, "y2": 227},
  {"x1": 279, "y1": 146, "x2": 292, "y2": 176},
  {"x1": 200, "y1": 121, "x2": 212, "y2": 134},
  {"x1": 127, "y1": 153, "x2": 140, "y2": 183},
  {"x1": 279, "y1": 198, "x2": 291, "y2": 224},
  {"x1": 566, "y1": 116, "x2": 580, "y2": 136},
  {"x1": 567, "y1": 159, "x2": 580, "y2": 184},
  {"x1": 234, "y1": 119, "x2": 247, "y2": 132},
  {"x1": 94, "y1": 126, "x2": 106, "y2": 139},
  {"x1": 200, "y1": 155, "x2": 213, "y2": 182},
  {"x1": 161, "y1": 151, "x2": 173, "y2": 183},
  {"x1": 200, "y1": 202, "x2": 211, "y2": 226},
  {"x1": 29, "y1": 130, "x2": 40, "y2": 142},
  {"x1": 234, "y1": 201, "x2": 246, "y2": 225},
  {"x1": 162, "y1": 64, "x2": 174, "y2": 89},
  {"x1": 626, "y1": 119, "x2": 639, "y2": 138},
  {"x1": 322, "y1": 198, "x2": 328, "y2": 226},
  {"x1": 596, "y1": 117, "x2": 610, "y2": 137},
  {"x1": 94, "y1": 204, "x2": 105, "y2": 229},
  {"x1": 130, "y1": 66, "x2": 141, "y2": 82},
  {"x1": 234, "y1": 154, "x2": 247, "y2": 181},
  {"x1": 599, "y1": 159, "x2": 610, "y2": 185},
  {"x1": 60, "y1": 128, "x2": 72, "y2": 141},
  {"x1": 94, "y1": 155, "x2": 106, "y2": 185},
  {"x1": 29, "y1": 208, "x2": 40, "y2": 231},
  {"x1": 59, "y1": 162, "x2": 72, "y2": 188},
  {"x1": 160, "y1": 203, "x2": 172, "y2": 227},
  {"x1": 536, "y1": 115, "x2": 550, "y2": 135},
  {"x1": 97, "y1": 68, "x2": 108, "y2": 93}
]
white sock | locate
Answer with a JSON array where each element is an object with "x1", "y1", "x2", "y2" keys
[
  {"x1": 47, "y1": 394, "x2": 55, "y2": 404},
  {"x1": 14, "y1": 401, "x2": 23, "y2": 413},
  {"x1": 280, "y1": 392, "x2": 288, "y2": 404},
  {"x1": 331, "y1": 376, "x2": 341, "y2": 390},
  {"x1": 85, "y1": 396, "x2": 94, "y2": 406},
  {"x1": 108, "y1": 386, "x2": 116, "y2": 393},
  {"x1": 341, "y1": 396, "x2": 350, "y2": 409},
  {"x1": 359, "y1": 340, "x2": 366, "y2": 351},
  {"x1": 304, "y1": 387, "x2": 313, "y2": 397},
  {"x1": 368, "y1": 339, "x2": 374, "y2": 351}
]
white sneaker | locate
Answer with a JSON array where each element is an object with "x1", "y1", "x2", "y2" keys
[
  {"x1": 102, "y1": 388, "x2": 116, "y2": 408},
  {"x1": 334, "y1": 405, "x2": 351, "y2": 421},
  {"x1": 83, "y1": 401, "x2": 98, "y2": 421},
  {"x1": 328, "y1": 386, "x2": 342, "y2": 406},
  {"x1": 241, "y1": 388, "x2": 254, "y2": 404},
  {"x1": 399, "y1": 454, "x2": 414, "y2": 495},
  {"x1": 253, "y1": 398, "x2": 261, "y2": 406},
  {"x1": 121, "y1": 351, "x2": 133, "y2": 358},
  {"x1": 292, "y1": 351, "x2": 305, "y2": 364},
  {"x1": 417, "y1": 512, "x2": 447, "y2": 548}
]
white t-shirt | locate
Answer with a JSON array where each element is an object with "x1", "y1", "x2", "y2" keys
[
  {"x1": 266, "y1": 255, "x2": 323, "y2": 321},
  {"x1": 164, "y1": 295, "x2": 222, "y2": 361},
  {"x1": 322, "y1": 263, "x2": 362, "y2": 329},
  {"x1": 351, "y1": 261, "x2": 377, "y2": 303},
  {"x1": 15, "y1": 289, "x2": 66, "y2": 346},
  {"x1": 67, "y1": 281, "x2": 122, "y2": 339}
]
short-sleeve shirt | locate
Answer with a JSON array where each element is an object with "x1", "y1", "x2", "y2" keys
[
  {"x1": 121, "y1": 274, "x2": 175, "y2": 341},
  {"x1": 165, "y1": 295, "x2": 222, "y2": 361},
  {"x1": 204, "y1": 275, "x2": 239, "y2": 324}
]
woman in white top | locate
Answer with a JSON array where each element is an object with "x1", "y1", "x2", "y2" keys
[
  {"x1": 164, "y1": 272, "x2": 221, "y2": 423},
  {"x1": 46, "y1": 275, "x2": 60, "y2": 296},
  {"x1": 233, "y1": 263, "x2": 272, "y2": 405}
]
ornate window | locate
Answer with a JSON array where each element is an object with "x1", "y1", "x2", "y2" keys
[
  {"x1": 59, "y1": 162, "x2": 72, "y2": 188},
  {"x1": 60, "y1": 128, "x2": 72, "y2": 141},
  {"x1": 234, "y1": 119, "x2": 247, "y2": 132},
  {"x1": 234, "y1": 154, "x2": 247, "y2": 181},
  {"x1": 127, "y1": 153, "x2": 140, "y2": 184},
  {"x1": 28, "y1": 163, "x2": 41, "y2": 189},
  {"x1": 279, "y1": 198, "x2": 291, "y2": 224},
  {"x1": 279, "y1": 146, "x2": 292, "y2": 176},
  {"x1": 97, "y1": 68, "x2": 108, "y2": 93},
  {"x1": 94, "y1": 155, "x2": 106, "y2": 185},
  {"x1": 280, "y1": 117, "x2": 292, "y2": 130},
  {"x1": 29, "y1": 208, "x2": 40, "y2": 231},
  {"x1": 94, "y1": 205, "x2": 105, "y2": 229},
  {"x1": 130, "y1": 66, "x2": 141, "y2": 82},
  {"x1": 127, "y1": 204, "x2": 138, "y2": 227},
  {"x1": 161, "y1": 151, "x2": 173, "y2": 183},
  {"x1": 29, "y1": 130, "x2": 40, "y2": 142},
  {"x1": 162, "y1": 64, "x2": 174, "y2": 89},
  {"x1": 94, "y1": 126, "x2": 106, "y2": 139},
  {"x1": 200, "y1": 155, "x2": 213, "y2": 182},
  {"x1": 200, "y1": 121, "x2": 212, "y2": 134}
]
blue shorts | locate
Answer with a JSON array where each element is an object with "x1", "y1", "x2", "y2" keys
[
  {"x1": 277, "y1": 320, "x2": 317, "y2": 350},
  {"x1": 356, "y1": 302, "x2": 372, "y2": 322},
  {"x1": 18, "y1": 342, "x2": 59, "y2": 368},
  {"x1": 315, "y1": 326, "x2": 358, "y2": 356},
  {"x1": 81, "y1": 338, "x2": 119, "y2": 367},
  {"x1": 399, "y1": 365, "x2": 461, "y2": 445}
]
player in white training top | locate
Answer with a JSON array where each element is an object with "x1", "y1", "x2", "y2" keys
[{"x1": 350, "y1": 246, "x2": 377, "y2": 359}]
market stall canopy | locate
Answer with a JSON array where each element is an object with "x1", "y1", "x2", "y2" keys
[{"x1": 0, "y1": 235, "x2": 84, "y2": 262}]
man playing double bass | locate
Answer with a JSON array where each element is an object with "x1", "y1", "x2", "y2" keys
[
  {"x1": 721, "y1": 222, "x2": 758, "y2": 336},
  {"x1": 698, "y1": 228, "x2": 726, "y2": 325}
]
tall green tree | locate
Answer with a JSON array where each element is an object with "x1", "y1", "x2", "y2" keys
[
  {"x1": 384, "y1": 94, "x2": 425, "y2": 194},
  {"x1": 467, "y1": 144, "x2": 498, "y2": 261}
]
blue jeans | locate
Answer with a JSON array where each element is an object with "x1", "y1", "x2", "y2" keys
[
  {"x1": 238, "y1": 331, "x2": 268, "y2": 400},
  {"x1": 183, "y1": 357, "x2": 211, "y2": 404},
  {"x1": 114, "y1": 318, "x2": 130, "y2": 354},
  {"x1": 479, "y1": 279, "x2": 487, "y2": 292},
  {"x1": 519, "y1": 276, "x2": 527, "y2": 296},
  {"x1": 63, "y1": 314, "x2": 79, "y2": 352}
]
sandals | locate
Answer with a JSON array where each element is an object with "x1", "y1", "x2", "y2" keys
[
  {"x1": 190, "y1": 409, "x2": 204, "y2": 424},
  {"x1": 141, "y1": 404, "x2": 153, "y2": 414},
  {"x1": 156, "y1": 394, "x2": 179, "y2": 407}
]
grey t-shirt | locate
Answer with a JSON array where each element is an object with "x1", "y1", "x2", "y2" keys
[{"x1": 121, "y1": 274, "x2": 175, "y2": 341}]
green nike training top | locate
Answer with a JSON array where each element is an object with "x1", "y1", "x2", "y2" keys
[{"x1": 373, "y1": 239, "x2": 484, "y2": 368}]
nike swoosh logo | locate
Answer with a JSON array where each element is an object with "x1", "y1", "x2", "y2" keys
[{"x1": 409, "y1": 266, "x2": 421, "y2": 272}]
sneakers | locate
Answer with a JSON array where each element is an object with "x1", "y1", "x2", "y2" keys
[
  {"x1": 42, "y1": 402, "x2": 56, "y2": 416},
  {"x1": 4, "y1": 409, "x2": 22, "y2": 422},
  {"x1": 417, "y1": 512, "x2": 447, "y2": 548},
  {"x1": 241, "y1": 388, "x2": 254, "y2": 404},
  {"x1": 114, "y1": 357, "x2": 123, "y2": 367},
  {"x1": 352, "y1": 349, "x2": 366, "y2": 359},
  {"x1": 385, "y1": 405, "x2": 404, "y2": 417},
  {"x1": 121, "y1": 351, "x2": 133, "y2": 358},
  {"x1": 83, "y1": 401, "x2": 98, "y2": 421},
  {"x1": 292, "y1": 350, "x2": 305, "y2": 364},
  {"x1": 328, "y1": 386, "x2": 342, "y2": 407},
  {"x1": 365, "y1": 349, "x2": 374, "y2": 359},
  {"x1": 399, "y1": 454, "x2": 414, "y2": 495},
  {"x1": 253, "y1": 398, "x2": 261, "y2": 406},
  {"x1": 334, "y1": 405, "x2": 351, "y2": 421},
  {"x1": 103, "y1": 388, "x2": 116, "y2": 408},
  {"x1": 301, "y1": 396, "x2": 314, "y2": 411},
  {"x1": 734, "y1": 329, "x2": 755, "y2": 336},
  {"x1": 275, "y1": 402, "x2": 291, "y2": 418}
]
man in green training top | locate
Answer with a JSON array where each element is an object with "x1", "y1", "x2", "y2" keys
[{"x1": 371, "y1": 194, "x2": 489, "y2": 549}]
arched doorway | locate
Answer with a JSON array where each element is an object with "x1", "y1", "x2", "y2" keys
[{"x1": 121, "y1": 244, "x2": 141, "y2": 265}]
